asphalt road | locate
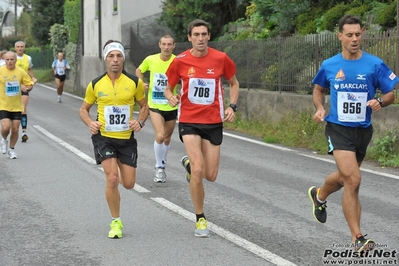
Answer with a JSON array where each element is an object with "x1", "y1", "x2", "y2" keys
[{"x1": 0, "y1": 83, "x2": 398, "y2": 266}]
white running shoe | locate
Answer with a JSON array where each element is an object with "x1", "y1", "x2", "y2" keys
[
  {"x1": 153, "y1": 167, "x2": 166, "y2": 183},
  {"x1": 8, "y1": 149, "x2": 17, "y2": 159},
  {"x1": 1, "y1": 139, "x2": 8, "y2": 154}
]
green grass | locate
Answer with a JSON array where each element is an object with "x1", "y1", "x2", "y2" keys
[
  {"x1": 224, "y1": 110, "x2": 399, "y2": 168},
  {"x1": 34, "y1": 68, "x2": 54, "y2": 83}
]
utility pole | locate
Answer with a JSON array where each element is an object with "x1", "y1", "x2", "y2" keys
[{"x1": 14, "y1": 0, "x2": 17, "y2": 36}]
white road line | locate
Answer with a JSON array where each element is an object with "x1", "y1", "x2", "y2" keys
[
  {"x1": 224, "y1": 131, "x2": 399, "y2": 180},
  {"x1": 223, "y1": 132, "x2": 294, "y2": 152},
  {"x1": 37, "y1": 83, "x2": 84, "y2": 100},
  {"x1": 151, "y1": 197, "x2": 298, "y2": 266},
  {"x1": 35, "y1": 123, "x2": 297, "y2": 265},
  {"x1": 34, "y1": 125, "x2": 150, "y2": 193},
  {"x1": 299, "y1": 153, "x2": 399, "y2": 180},
  {"x1": 36, "y1": 82, "x2": 399, "y2": 181},
  {"x1": 34, "y1": 125, "x2": 95, "y2": 164}
]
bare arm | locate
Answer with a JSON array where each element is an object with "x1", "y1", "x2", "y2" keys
[
  {"x1": 312, "y1": 84, "x2": 326, "y2": 123},
  {"x1": 135, "y1": 68, "x2": 148, "y2": 91},
  {"x1": 79, "y1": 101, "x2": 102, "y2": 134},
  {"x1": 129, "y1": 97, "x2": 149, "y2": 132},
  {"x1": 28, "y1": 68, "x2": 37, "y2": 83},
  {"x1": 165, "y1": 83, "x2": 180, "y2": 107},
  {"x1": 224, "y1": 75, "x2": 239, "y2": 122}
]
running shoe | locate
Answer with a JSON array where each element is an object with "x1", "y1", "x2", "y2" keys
[
  {"x1": 195, "y1": 218, "x2": 210, "y2": 238},
  {"x1": 180, "y1": 155, "x2": 191, "y2": 183},
  {"x1": 154, "y1": 167, "x2": 166, "y2": 183},
  {"x1": 1, "y1": 139, "x2": 8, "y2": 154},
  {"x1": 57, "y1": 98, "x2": 62, "y2": 103},
  {"x1": 354, "y1": 234, "x2": 376, "y2": 253},
  {"x1": 308, "y1": 186, "x2": 327, "y2": 223},
  {"x1": 8, "y1": 149, "x2": 17, "y2": 159},
  {"x1": 108, "y1": 219, "x2": 123, "y2": 239},
  {"x1": 21, "y1": 132, "x2": 28, "y2": 142}
]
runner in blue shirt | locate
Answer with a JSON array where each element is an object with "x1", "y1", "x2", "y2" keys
[{"x1": 308, "y1": 15, "x2": 398, "y2": 253}]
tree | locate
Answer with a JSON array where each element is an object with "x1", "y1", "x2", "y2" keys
[
  {"x1": 159, "y1": 0, "x2": 238, "y2": 42},
  {"x1": 30, "y1": 0, "x2": 65, "y2": 47}
]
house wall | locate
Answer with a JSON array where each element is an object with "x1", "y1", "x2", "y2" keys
[{"x1": 79, "y1": 0, "x2": 164, "y2": 94}]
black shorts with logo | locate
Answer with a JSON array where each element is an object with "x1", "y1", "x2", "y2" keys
[
  {"x1": 178, "y1": 122, "x2": 223, "y2": 146},
  {"x1": 149, "y1": 108, "x2": 177, "y2": 122},
  {"x1": 0, "y1": 110, "x2": 22, "y2": 120},
  {"x1": 91, "y1": 132, "x2": 138, "y2": 167},
  {"x1": 325, "y1": 122, "x2": 373, "y2": 162}
]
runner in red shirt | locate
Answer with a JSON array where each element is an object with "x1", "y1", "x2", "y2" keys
[{"x1": 165, "y1": 19, "x2": 239, "y2": 238}]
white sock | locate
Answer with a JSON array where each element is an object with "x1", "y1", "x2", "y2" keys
[
  {"x1": 112, "y1": 217, "x2": 120, "y2": 221},
  {"x1": 316, "y1": 193, "x2": 325, "y2": 203},
  {"x1": 154, "y1": 141, "x2": 164, "y2": 168},
  {"x1": 162, "y1": 143, "x2": 170, "y2": 167}
]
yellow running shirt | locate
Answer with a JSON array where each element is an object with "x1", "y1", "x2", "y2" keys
[
  {"x1": 137, "y1": 53, "x2": 178, "y2": 110},
  {"x1": 0, "y1": 66, "x2": 34, "y2": 111},
  {"x1": 16, "y1": 54, "x2": 31, "y2": 72},
  {"x1": 84, "y1": 70, "x2": 146, "y2": 139}
]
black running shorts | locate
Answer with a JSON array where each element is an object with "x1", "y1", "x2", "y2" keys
[
  {"x1": 178, "y1": 122, "x2": 223, "y2": 146},
  {"x1": 325, "y1": 122, "x2": 373, "y2": 162},
  {"x1": 0, "y1": 110, "x2": 22, "y2": 120},
  {"x1": 55, "y1": 74, "x2": 66, "y2": 82},
  {"x1": 91, "y1": 132, "x2": 138, "y2": 167},
  {"x1": 149, "y1": 108, "x2": 177, "y2": 122}
]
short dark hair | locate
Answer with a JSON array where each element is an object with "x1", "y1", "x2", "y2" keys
[
  {"x1": 338, "y1": 15, "x2": 363, "y2": 33},
  {"x1": 103, "y1": 39, "x2": 123, "y2": 50},
  {"x1": 159, "y1": 34, "x2": 175, "y2": 43},
  {"x1": 187, "y1": 19, "x2": 210, "y2": 36}
]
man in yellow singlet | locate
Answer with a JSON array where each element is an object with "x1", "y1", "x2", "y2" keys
[
  {"x1": 79, "y1": 40, "x2": 149, "y2": 239},
  {"x1": 135, "y1": 34, "x2": 178, "y2": 183},
  {"x1": 15, "y1": 41, "x2": 37, "y2": 143}
]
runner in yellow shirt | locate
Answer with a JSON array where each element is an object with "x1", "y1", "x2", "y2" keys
[
  {"x1": 136, "y1": 34, "x2": 179, "y2": 183},
  {"x1": 0, "y1": 51, "x2": 34, "y2": 158},
  {"x1": 15, "y1": 41, "x2": 37, "y2": 142},
  {"x1": 79, "y1": 40, "x2": 149, "y2": 238}
]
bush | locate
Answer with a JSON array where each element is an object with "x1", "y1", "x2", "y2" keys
[
  {"x1": 323, "y1": 3, "x2": 350, "y2": 31},
  {"x1": 374, "y1": 2, "x2": 397, "y2": 29},
  {"x1": 345, "y1": 5, "x2": 371, "y2": 18}
]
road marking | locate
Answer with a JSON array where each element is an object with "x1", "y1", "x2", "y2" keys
[
  {"x1": 34, "y1": 123, "x2": 297, "y2": 265},
  {"x1": 33, "y1": 125, "x2": 150, "y2": 193},
  {"x1": 38, "y1": 82, "x2": 399, "y2": 181},
  {"x1": 224, "y1": 132, "x2": 399, "y2": 180},
  {"x1": 299, "y1": 153, "x2": 399, "y2": 180},
  {"x1": 151, "y1": 197, "x2": 297, "y2": 266},
  {"x1": 37, "y1": 83, "x2": 84, "y2": 100}
]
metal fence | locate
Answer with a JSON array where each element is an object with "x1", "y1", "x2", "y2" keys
[
  {"x1": 28, "y1": 49, "x2": 53, "y2": 69},
  {"x1": 133, "y1": 30, "x2": 398, "y2": 93}
]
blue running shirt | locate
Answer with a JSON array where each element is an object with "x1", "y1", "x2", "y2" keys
[{"x1": 313, "y1": 52, "x2": 399, "y2": 128}]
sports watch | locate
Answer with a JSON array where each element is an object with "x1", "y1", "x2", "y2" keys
[
  {"x1": 229, "y1": 103, "x2": 238, "y2": 112},
  {"x1": 376, "y1": 97, "x2": 383, "y2": 107}
]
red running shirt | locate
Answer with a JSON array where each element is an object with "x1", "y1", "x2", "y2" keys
[{"x1": 166, "y1": 47, "x2": 236, "y2": 124}]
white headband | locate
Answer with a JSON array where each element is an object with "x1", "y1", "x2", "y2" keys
[{"x1": 103, "y1": 42, "x2": 125, "y2": 61}]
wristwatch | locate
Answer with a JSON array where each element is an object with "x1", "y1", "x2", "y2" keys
[
  {"x1": 229, "y1": 103, "x2": 238, "y2": 112},
  {"x1": 138, "y1": 120, "x2": 145, "y2": 128},
  {"x1": 376, "y1": 97, "x2": 383, "y2": 107}
]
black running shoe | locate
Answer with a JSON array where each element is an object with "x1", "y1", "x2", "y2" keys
[
  {"x1": 354, "y1": 234, "x2": 375, "y2": 253},
  {"x1": 308, "y1": 186, "x2": 327, "y2": 223}
]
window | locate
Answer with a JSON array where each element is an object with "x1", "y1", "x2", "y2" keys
[
  {"x1": 95, "y1": 0, "x2": 99, "y2": 19},
  {"x1": 113, "y1": 0, "x2": 118, "y2": 13}
]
